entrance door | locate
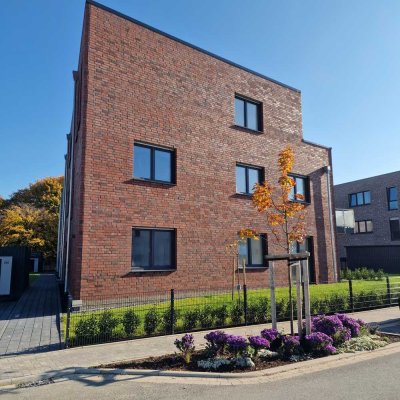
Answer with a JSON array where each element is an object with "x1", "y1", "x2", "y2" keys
[{"x1": 0, "y1": 256, "x2": 13, "y2": 295}]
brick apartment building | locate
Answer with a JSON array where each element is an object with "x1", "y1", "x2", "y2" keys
[
  {"x1": 334, "y1": 171, "x2": 400, "y2": 273},
  {"x1": 56, "y1": 0, "x2": 338, "y2": 301}
]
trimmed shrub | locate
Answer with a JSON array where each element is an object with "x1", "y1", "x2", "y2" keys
[
  {"x1": 98, "y1": 310, "x2": 119, "y2": 338},
  {"x1": 212, "y1": 305, "x2": 228, "y2": 327},
  {"x1": 160, "y1": 307, "x2": 180, "y2": 334},
  {"x1": 182, "y1": 308, "x2": 200, "y2": 331},
  {"x1": 75, "y1": 315, "x2": 99, "y2": 343},
  {"x1": 122, "y1": 309, "x2": 141, "y2": 337},
  {"x1": 276, "y1": 298, "x2": 288, "y2": 320},
  {"x1": 144, "y1": 307, "x2": 160, "y2": 335},
  {"x1": 198, "y1": 305, "x2": 214, "y2": 328},
  {"x1": 230, "y1": 302, "x2": 244, "y2": 325}
]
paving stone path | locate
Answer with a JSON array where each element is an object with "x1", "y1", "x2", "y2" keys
[{"x1": 0, "y1": 274, "x2": 61, "y2": 356}]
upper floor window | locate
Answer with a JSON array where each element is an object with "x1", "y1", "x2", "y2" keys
[
  {"x1": 387, "y1": 187, "x2": 398, "y2": 210},
  {"x1": 349, "y1": 191, "x2": 371, "y2": 207},
  {"x1": 289, "y1": 174, "x2": 310, "y2": 203},
  {"x1": 390, "y1": 218, "x2": 400, "y2": 241},
  {"x1": 133, "y1": 143, "x2": 175, "y2": 184},
  {"x1": 132, "y1": 228, "x2": 176, "y2": 271},
  {"x1": 238, "y1": 234, "x2": 267, "y2": 268},
  {"x1": 236, "y1": 164, "x2": 263, "y2": 195},
  {"x1": 354, "y1": 220, "x2": 373, "y2": 234},
  {"x1": 234, "y1": 95, "x2": 262, "y2": 131}
]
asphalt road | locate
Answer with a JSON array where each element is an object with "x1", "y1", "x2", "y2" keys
[{"x1": 2, "y1": 352, "x2": 400, "y2": 400}]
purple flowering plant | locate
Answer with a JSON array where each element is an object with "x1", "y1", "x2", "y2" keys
[
  {"x1": 204, "y1": 330, "x2": 228, "y2": 356},
  {"x1": 226, "y1": 335, "x2": 248, "y2": 357},
  {"x1": 335, "y1": 314, "x2": 362, "y2": 337},
  {"x1": 304, "y1": 332, "x2": 335, "y2": 355},
  {"x1": 260, "y1": 328, "x2": 282, "y2": 351},
  {"x1": 311, "y1": 314, "x2": 353, "y2": 346},
  {"x1": 174, "y1": 333, "x2": 195, "y2": 364},
  {"x1": 281, "y1": 335, "x2": 301, "y2": 358},
  {"x1": 248, "y1": 336, "x2": 270, "y2": 356}
]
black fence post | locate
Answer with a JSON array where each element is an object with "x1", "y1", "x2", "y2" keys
[
  {"x1": 170, "y1": 289, "x2": 175, "y2": 335},
  {"x1": 243, "y1": 284, "x2": 248, "y2": 325},
  {"x1": 349, "y1": 280, "x2": 354, "y2": 312},
  {"x1": 386, "y1": 276, "x2": 391, "y2": 306},
  {"x1": 65, "y1": 295, "x2": 72, "y2": 349}
]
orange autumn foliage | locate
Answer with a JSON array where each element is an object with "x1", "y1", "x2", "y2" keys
[{"x1": 245, "y1": 146, "x2": 307, "y2": 252}]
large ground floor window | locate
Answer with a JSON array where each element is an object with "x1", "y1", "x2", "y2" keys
[{"x1": 132, "y1": 228, "x2": 176, "y2": 271}]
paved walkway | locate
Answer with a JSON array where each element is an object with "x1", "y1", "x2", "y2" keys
[
  {"x1": 0, "y1": 306, "x2": 398, "y2": 386},
  {"x1": 0, "y1": 274, "x2": 61, "y2": 356}
]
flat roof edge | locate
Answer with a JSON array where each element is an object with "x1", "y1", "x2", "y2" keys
[
  {"x1": 301, "y1": 139, "x2": 331, "y2": 151},
  {"x1": 86, "y1": 0, "x2": 301, "y2": 93}
]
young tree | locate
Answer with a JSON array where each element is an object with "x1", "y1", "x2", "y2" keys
[
  {"x1": 244, "y1": 146, "x2": 307, "y2": 333},
  {"x1": 251, "y1": 146, "x2": 306, "y2": 251}
]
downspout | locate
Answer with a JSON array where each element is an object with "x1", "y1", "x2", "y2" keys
[
  {"x1": 64, "y1": 134, "x2": 74, "y2": 293},
  {"x1": 324, "y1": 165, "x2": 338, "y2": 282}
]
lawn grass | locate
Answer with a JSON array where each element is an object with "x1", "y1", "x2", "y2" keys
[{"x1": 65, "y1": 276, "x2": 400, "y2": 346}]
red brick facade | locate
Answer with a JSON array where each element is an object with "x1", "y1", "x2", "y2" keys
[{"x1": 60, "y1": 1, "x2": 338, "y2": 301}]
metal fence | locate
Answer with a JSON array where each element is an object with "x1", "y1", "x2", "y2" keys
[{"x1": 65, "y1": 276, "x2": 400, "y2": 348}]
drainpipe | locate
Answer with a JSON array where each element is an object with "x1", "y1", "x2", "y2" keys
[
  {"x1": 64, "y1": 134, "x2": 74, "y2": 293},
  {"x1": 324, "y1": 165, "x2": 338, "y2": 282},
  {"x1": 64, "y1": 71, "x2": 79, "y2": 294}
]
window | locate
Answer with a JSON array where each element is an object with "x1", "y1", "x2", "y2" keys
[
  {"x1": 236, "y1": 164, "x2": 263, "y2": 195},
  {"x1": 288, "y1": 174, "x2": 310, "y2": 203},
  {"x1": 354, "y1": 220, "x2": 373, "y2": 234},
  {"x1": 387, "y1": 187, "x2": 398, "y2": 210},
  {"x1": 133, "y1": 143, "x2": 175, "y2": 183},
  {"x1": 390, "y1": 218, "x2": 400, "y2": 241},
  {"x1": 349, "y1": 191, "x2": 371, "y2": 207},
  {"x1": 132, "y1": 228, "x2": 175, "y2": 271},
  {"x1": 234, "y1": 96, "x2": 262, "y2": 131},
  {"x1": 238, "y1": 235, "x2": 267, "y2": 268}
]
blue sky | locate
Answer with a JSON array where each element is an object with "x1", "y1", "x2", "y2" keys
[{"x1": 1, "y1": 0, "x2": 399, "y2": 198}]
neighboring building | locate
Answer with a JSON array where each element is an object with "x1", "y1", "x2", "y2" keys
[
  {"x1": 334, "y1": 171, "x2": 400, "y2": 273},
  {"x1": 56, "y1": 0, "x2": 337, "y2": 302}
]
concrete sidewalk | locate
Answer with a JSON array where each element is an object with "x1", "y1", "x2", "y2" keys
[{"x1": 0, "y1": 306, "x2": 399, "y2": 387}]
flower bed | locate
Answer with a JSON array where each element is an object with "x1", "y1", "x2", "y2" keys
[{"x1": 99, "y1": 314, "x2": 395, "y2": 373}]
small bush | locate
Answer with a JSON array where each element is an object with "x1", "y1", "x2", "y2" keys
[
  {"x1": 328, "y1": 294, "x2": 347, "y2": 313},
  {"x1": 75, "y1": 315, "x2": 99, "y2": 343},
  {"x1": 182, "y1": 308, "x2": 200, "y2": 331},
  {"x1": 230, "y1": 302, "x2": 244, "y2": 325},
  {"x1": 98, "y1": 310, "x2": 119, "y2": 338},
  {"x1": 144, "y1": 307, "x2": 160, "y2": 335},
  {"x1": 276, "y1": 298, "x2": 288, "y2": 320},
  {"x1": 198, "y1": 305, "x2": 214, "y2": 328},
  {"x1": 226, "y1": 335, "x2": 248, "y2": 357},
  {"x1": 341, "y1": 267, "x2": 386, "y2": 281},
  {"x1": 160, "y1": 308, "x2": 180, "y2": 333},
  {"x1": 303, "y1": 332, "x2": 335, "y2": 355},
  {"x1": 122, "y1": 309, "x2": 141, "y2": 336},
  {"x1": 212, "y1": 305, "x2": 228, "y2": 326},
  {"x1": 204, "y1": 330, "x2": 228, "y2": 356}
]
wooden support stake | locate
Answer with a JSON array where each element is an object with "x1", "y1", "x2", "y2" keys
[
  {"x1": 269, "y1": 261, "x2": 277, "y2": 330},
  {"x1": 295, "y1": 261, "x2": 303, "y2": 337},
  {"x1": 302, "y1": 259, "x2": 312, "y2": 335}
]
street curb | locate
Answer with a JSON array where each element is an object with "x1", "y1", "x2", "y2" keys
[{"x1": 2, "y1": 341, "x2": 400, "y2": 388}]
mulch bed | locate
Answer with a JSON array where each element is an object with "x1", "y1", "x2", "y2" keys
[
  {"x1": 98, "y1": 350, "x2": 292, "y2": 373},
  {"x1": 98, "y1": 333, "x2": 399, "y2": 373}
]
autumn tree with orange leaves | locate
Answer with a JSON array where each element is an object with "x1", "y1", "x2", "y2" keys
[
  {"x1": 239, "y1": 146, "x2": 308, "y2": 334},
  {"x1": 250, "y1": 146, "x2": 306, "y2": 253}
]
